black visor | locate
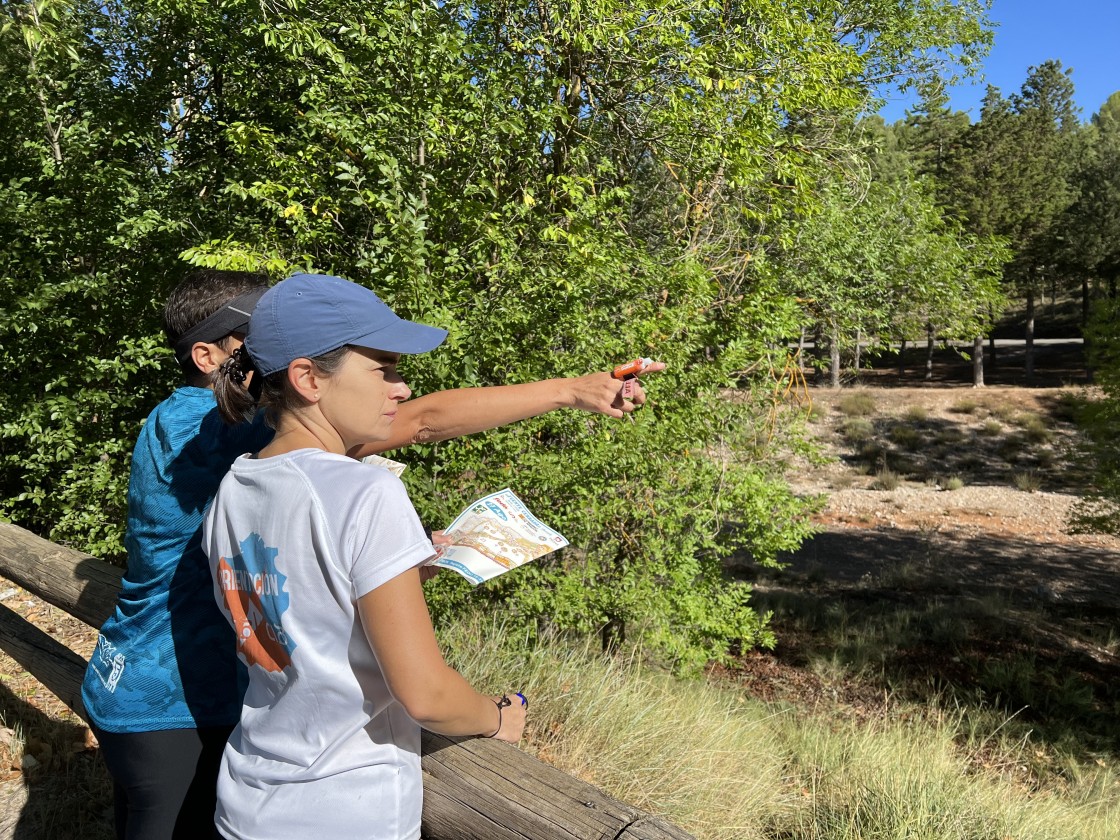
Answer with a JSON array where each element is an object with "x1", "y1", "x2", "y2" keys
[{"x1": 172, "y1": 288, "x2": 268, "y2": 364}]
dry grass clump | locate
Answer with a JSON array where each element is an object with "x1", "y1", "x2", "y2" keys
[
  {"x1": 442, "y1": 616, "x2": 1120, "y2": 840},
  {"x1": 1016, "y1": 413, "x2": 1054, "y2": 444},
  {"x1": 887, "y1": 424, "x2": 923, "y2": 451},
  {"x1": 836, "y1": 391, "x2": 877, "y2": 417},
  {"x1": 841, "y1": 417, "x2": 875, "y2": 444},
  {"x1": 989, "y1": 403, "x2": 1019, "y2": 424},
  {"x1": 978, "y1": 419, "x2": 1003, "y2": 437},
  {"x1": 904, "y1": 405, "x2": 928, "y2": 422},
  {"x1": 1013, "y1": 471, "x2": 1043, "y2": 493},
  {"x1": 949, "y1": 398, "x2": 980, "y2": 415},
  {"x1": 871, "y1": 468, "x2": 902, "y2": 491}
]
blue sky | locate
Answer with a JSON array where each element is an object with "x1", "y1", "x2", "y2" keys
[{"x1": 878, "y1": 0, "x2": 1120, "y2": 124}]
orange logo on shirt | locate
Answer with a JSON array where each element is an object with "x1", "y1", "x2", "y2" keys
[{"x1": 215, "y1": 535, "x2": 295, "y2": 673}]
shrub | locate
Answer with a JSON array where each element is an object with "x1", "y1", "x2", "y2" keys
[
  {"x1": 837, "y1": 391, "x2": 877, "y2": 417},
  {"x1": 1018, "y1": 414, "x2": 1054, "y2": 445},
  {"x1": 872, "y1": 468, "x2": 901, "y2": 491},
  {"x1": 904, "y1": 405, "x2": 928, "y2": 422},
  {"x1": 978, "y1": 419, "x2": 1003, "y2": 437},
  {"x1": 950, "y1": 398, "x2": 979, "y2": 415},
  {"x1": 888, "y1": 424, "x2": 923, "y2": 451},
  {"x1": 842, "y1": 418, "x2": 876, "y2": 444}
]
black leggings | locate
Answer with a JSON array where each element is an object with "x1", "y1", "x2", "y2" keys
[{"x1": 93, "y1": 724, "x2": 233, "y2": 840}]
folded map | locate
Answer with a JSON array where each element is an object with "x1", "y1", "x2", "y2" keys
[{"x1": 430, "y1": 488, "x2": 568, "y2": 585}]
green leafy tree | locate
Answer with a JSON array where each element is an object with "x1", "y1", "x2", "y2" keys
[
  {"x1": 1067, "y1": 93, "x2": 1120, "y2": 532},
  {"x1": 1056, "y1": 92, "x2": 1120, "y2": 309},
  {"x1": 777, "y1": 174, "x2": 1006, "y2": 387},
  {"x1": 1, "y1": 0, "x2": 1000, "y2": 667}
]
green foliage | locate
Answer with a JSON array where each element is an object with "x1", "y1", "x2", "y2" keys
[
  {"x1": 0, "y1": 0, "x2": 1000, "y2": 664},
  {"x1": 776, "y1": 173, "x2": 1008, "y2": 374},
  {"x1": 943, "y1": 62, "x2": 1082, "y2": 298},
  {"x1": 1071, "y1": 296, "x2": 1120, "y2": 533},
  {"x1": 1057, "y1": 92, "x2": 1120, "y2": 292}
]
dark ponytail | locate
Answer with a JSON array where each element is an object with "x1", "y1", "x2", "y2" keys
[
  {"x1": 213, "y1": 345, "x2": 352, "y2": 428},
  {"x1": 214, "y1": 347, "x2": 261, "y2": 425}
]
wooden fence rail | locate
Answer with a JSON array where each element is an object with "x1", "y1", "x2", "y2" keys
[{"x1": 0, "y1": 522, "x2": 693, "y2": 840}]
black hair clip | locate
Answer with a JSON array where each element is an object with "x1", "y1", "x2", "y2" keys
[{"x1": 220, "y1": 347, "x2": 249, "y2": 384}]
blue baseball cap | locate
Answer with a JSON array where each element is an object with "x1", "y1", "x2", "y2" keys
[{"x1": 245, "y1": 273, "x2": 447, "y2": 376}]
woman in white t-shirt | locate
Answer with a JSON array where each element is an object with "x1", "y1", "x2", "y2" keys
[{"x1": 202, "y1": 273, "x2": 527, "y2": 840}]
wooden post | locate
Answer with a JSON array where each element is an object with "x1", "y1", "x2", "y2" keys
[{"x1": 0, "y1": 523, "x2": 694, "y2": 840}]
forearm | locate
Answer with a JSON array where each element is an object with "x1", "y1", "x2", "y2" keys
[
  {"x1": 354, "y1": 379, "x2": 576, "y2": 456},
  {"x1": 403, "y1": 665, "x2": 503, "y2": 737},
  {"x1": 351, "y1": 365, "x2": 664, "y2": 458},
  {"x1": 359, "y1": 571, "x2": 522, "y2": 740}
]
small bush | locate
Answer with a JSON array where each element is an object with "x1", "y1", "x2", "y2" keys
[
  {"x1": 949, "y1": 398, "x2": 979, "y2": 415},
  {"x1": 837, "y1": 391, "x2": 877, "y2": 417},
  {"x1": 904, "y1": 405, "x2": 928, "y2": 422},
  {"x1": 990, "y1": 403, "x2": 1019, "y2": 423},
  {"x1": 1018, "y1": 414, "x2": 1054, "y2": 444},
  {"x1": 872, "y1": 468, "x2": 901, "y2": 491},
  {"x1": 807, "y1": 402, "x2": 829, "y2": 423},
  {"x1": 1013, "y1": 471, "x2": 1042, "y2": 493},
  {"x1": 942, "y1": 476, "x2": 965, "y2": 491},
  {"x1": 888, "y1": 424, "x2": 923, "y2": 451},
  {"x1": 842, "y1": 417, "x2": 875, "y2": 443},
  {"x1": 978, "y1": 419, "x2": 1003, "y2": 437}
]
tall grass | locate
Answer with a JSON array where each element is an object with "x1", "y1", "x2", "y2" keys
[{"x1": 440, "y1": 615, "x2": 1120, "y2": 840}]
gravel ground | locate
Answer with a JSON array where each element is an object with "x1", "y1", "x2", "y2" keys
[{"x1": 775, "y1": 384, "x2": 1120, "y2": 607}]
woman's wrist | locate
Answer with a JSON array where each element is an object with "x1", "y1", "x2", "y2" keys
[{"x1": 484, "y1": 695, "x2": 510, "y2": 738}]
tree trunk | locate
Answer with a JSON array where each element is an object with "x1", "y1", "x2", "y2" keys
[
  {"x1": 798, "y1": 328, "x2": 807, "y2": 374},
  {"x1": 1082, "y1": 276, "x2": 1090, "y2": 329},
  {"x1": 1025, "y1": 288, "x2": 1036, "y2": 385},
  {"x1": 897, "y1": 339, "x2": 907, "y2": 378},
  {"x1": 1083, "y1": 276, "x2": 1094, "y2": 384},
  {"x1": 924, "y1": 322, "x2": 935, "y2": 382},
  {"x1": 829, "y1": 330, "x2": 841, "y2": 389},
  {"x1": 972, "y1": 336, "x2": 985, "y2": 387},
  {"x1": 853, "y1": 329, "x2": 862, "y2": 378},
  {"x1": 988, "y1": 304, "x2": 997, "y2": 368}
]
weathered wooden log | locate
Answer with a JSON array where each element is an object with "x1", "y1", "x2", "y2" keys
[
  {"x1": 0, "y1": 523, "x2": 120, "y2": 628},
  {"x1": 0, "y1": 600, "x2": 90, "y2": 719},
  {"x1": 0, "y1": 522, "x2": 695, "y2": 840}
]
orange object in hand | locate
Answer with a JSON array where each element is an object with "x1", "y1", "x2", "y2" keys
[{"x1": 612, "y1": 357, "x2": 652, "y2": 380}]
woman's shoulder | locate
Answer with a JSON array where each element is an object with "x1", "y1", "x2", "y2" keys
[{"x1": 290, "y1": 450, "x2": 408, "y2": 491}]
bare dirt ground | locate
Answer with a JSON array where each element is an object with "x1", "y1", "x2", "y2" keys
[
  {"x1": 2, "y1": 341, "x2": 1118, "y2": 836},
  {"x1": 724, "y1": 343, "x2": 1120, "y2": 766}
]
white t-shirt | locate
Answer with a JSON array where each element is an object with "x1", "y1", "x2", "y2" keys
[{"x1": 202, "y1": 449, "x2": 435, "y2": 840}]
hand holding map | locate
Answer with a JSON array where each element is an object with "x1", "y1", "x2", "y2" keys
[{"x1": 429, "y1": 489, "x2": 568, "y2": 585}]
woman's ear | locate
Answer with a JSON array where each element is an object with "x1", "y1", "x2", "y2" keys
[{"x1": 286, "y1": 358, "x2": 321, "y2": 403}]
